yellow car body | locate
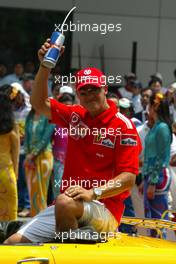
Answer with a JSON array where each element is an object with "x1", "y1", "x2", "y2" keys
[{"x1": 1, "y1": 217, "x2": 176, "y2": 264}]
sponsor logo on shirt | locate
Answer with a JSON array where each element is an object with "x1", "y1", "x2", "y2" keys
[
  {"x1": 70, "y1": 112, "x2": 81, "y2": 125},
  {"x1": 84, "y1": 69, "x2": 91, "y2": 75},
  {"x1": 69, "y1": 112, "x2": 89, "y2": 139},
  {"x1": 120, "y1": 134, "x2": 137, "y2": 146},
  {"x1": 94, "y1": 135, "x2": 116, "y2": 149}
]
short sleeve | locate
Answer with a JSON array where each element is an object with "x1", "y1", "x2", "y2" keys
[
  {"x1": 115, "y1": 126, "x2": 142, "y2": 175},
  {"x1": 49, "y1": 98, "x2": 73, "y2": 128}
]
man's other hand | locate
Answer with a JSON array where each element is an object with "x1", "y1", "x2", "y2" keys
[{"x1": 65, "y1": 186, "x2": 95, "y2": 202}]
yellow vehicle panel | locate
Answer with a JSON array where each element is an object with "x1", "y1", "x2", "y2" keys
[
  {"x1": 50, "y1": 233, "x2": 176, "y2": 264},
  {"x1": 0, "y1": 244, "x2": 55, "y2": 264},
  {"x1": 1, "y1": 233, "x2": 176, "y2": 264}
]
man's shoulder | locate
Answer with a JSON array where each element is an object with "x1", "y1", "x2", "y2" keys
[{"x1": 113, "y1": 112, "x2": 134, "y2": 131}]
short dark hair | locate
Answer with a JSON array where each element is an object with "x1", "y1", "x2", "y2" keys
[
  {"x1": 106, "y1": 92, "x2": 118, "y2": 99},
  {"x1": 58, "y1": 94, "x2": 74, "y2": 104},
  {"x1": 148, "y1": 79, "x2": 162, "y2": 87},
  {"x1": 141, "y1": 87, "x2": 153, "y2": 94},
  {"x1": 0, "y1": 84, "x2": 13, "y2": 97}
]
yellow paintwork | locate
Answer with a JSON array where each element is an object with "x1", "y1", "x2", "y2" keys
[
  {"x1": 1, "y1": 233, "x2": 176, "y2": 264},
  {"x1": 0, "y1": 244, "x2": 55, "y2": 264}
]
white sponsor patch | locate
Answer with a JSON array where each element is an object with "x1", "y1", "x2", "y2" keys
[{"x1": 120, "y1": 134, "x2": 137, "y2": 146}]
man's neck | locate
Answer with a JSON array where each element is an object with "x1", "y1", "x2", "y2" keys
[{"x1": 90, "y1": 102, "x2": 109, "y2": 118}]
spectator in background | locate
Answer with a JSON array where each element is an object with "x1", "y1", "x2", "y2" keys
[
  {"x1": 130, "y1": 80, "x2": 143, "y2": 121},
  {"x1": 139, "y1": 93, "x2": 172, "y2": 237},
  {"x1": 51, "y1": 83, "x2": 61, "y2": 99},
  {"x1": 148, "y1": 79, "x2": 162, "y2": 93},
  {"x1": 21, "y1": 73, "x2": 35, "y2": 95},
  {"x1": 119, "y1": 98, "x2": 132, "y2": 118},
  {"x1": 148, "y1": 72, "x2": 167, "y2": 94},
  {"x1": 106, "y1": 92, "x2": 119, "y2": 108},
  {"x1": 24, "y1": 61, "x2": 35, "y2": 74},
  {"x1": 11, "y1": 82, "x2": 31, "y2": 112},
  {"x1": 0, "y1": 90, "x2": 20, "y2": 220},
  {"x1": 131, "y1": 111, "x2": 154, "y2": 220},
  {"x1": 0, "y1": 63, "x2": 7, "y2": 81},
  {"x1": 51, "y1": 86, "x2": 75, "y2": 198},
  {"x1": 166, "y1": 82, "x2": 176, "y2": 122},
  {"x1": 140, "y1": 87, "x2": 153, "y2": 123},
  {"x1": 7, "y1": 83, "x2": 32, "y2": 217},
  {"x1": 119, "y1": 97, "x2": 142, "y2": 127},
  {"x1": 24, "y1": 109, "x2": 55, "y2": 216},
  {"x1": 56, "y1": 86, "x2": 74, "y2": 101},
  {"x1": 169, "y1": 122, "x2": 176, "y2": 219},
  {"x1": 117, "y1": 72, "x2": 136, "y2": 100},
  {"x1": 0, "y1": 62, "x2": 24, "y2": 86}
]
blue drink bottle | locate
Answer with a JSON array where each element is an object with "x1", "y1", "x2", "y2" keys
[{"x1": 42, "y1": 31, "x2": 65, "y2": 69}]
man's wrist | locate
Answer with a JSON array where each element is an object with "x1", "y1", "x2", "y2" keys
[
  {"x1": 40, "y1": 63, "x2": 51, "y2": 71},
  {"x1": 91, "y1": 189, "x2": 97, "y2": 200},
  {"x1": 92, "y1": 187, "x2": 103, "y2": 200}
]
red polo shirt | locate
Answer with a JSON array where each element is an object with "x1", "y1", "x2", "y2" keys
[{"x1": 49, "y1": 98, "x2": 141, "y2": 223}]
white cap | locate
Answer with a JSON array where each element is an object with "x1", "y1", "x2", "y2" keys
[
  {"x1": 11, "y1": 82, "x2": 31, "y2": 110},
  {"x1": 11, "y1": 82, "x2": 24, "y2": 92},
  {"x1": 169, "y1": 82, "x2": 176, "y2": 91},
  {"x1": 59, "y1": 86, "x2": 74, "y2": 95},
  {"x1": 119, "y1": 98, "x2": 131, "y2": 108}
]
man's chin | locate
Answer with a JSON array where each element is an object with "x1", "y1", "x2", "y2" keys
[{"x1": 84, "y1": 104, "x2": 99, "y2": 112}]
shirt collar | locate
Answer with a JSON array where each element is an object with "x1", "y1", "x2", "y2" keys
[{"x1": 84, "y1": 99, "x2": 118, "y2": 126}]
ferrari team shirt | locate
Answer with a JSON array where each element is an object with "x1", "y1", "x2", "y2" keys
[{"x1": 49, "y1": 98, "x2": 141, "y2": 223}]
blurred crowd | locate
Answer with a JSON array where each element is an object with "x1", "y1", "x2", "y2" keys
[{"x1": 0, "y1": 61, "x2": 176, "y2": 238}]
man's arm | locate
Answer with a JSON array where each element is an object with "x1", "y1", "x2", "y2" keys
[
  {"x1": 94, "y1": 172, "x2": 136, "y2": 199},
  {"x1": 30, "y1": 40, "x2": 54, "y2": 119},
  {"x1": 31, "y1": 65, "x2": 52, "y2": 119},
  {"x1": 65, "y1": 172, "x2": 136, "y2": 201}
]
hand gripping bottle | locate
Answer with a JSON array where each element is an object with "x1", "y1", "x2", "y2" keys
[
  {"x1": 42, "y1": 6, "x2": 76, "y2": 69},
  {"x1": 42, "y1": 32, "x2": 65, "y2": 69}
]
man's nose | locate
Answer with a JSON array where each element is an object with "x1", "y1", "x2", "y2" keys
[{"x1": 86, "y1": 92, "x2": 95, "y2": 99}]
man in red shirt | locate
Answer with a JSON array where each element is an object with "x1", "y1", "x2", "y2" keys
[{"x1": 5, "y1": 41, "x2": 141, "y2": 244}]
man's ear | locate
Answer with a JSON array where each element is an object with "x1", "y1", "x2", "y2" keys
[{"x1": 104, "y1": 86, "x2": 108, "y2": 95}]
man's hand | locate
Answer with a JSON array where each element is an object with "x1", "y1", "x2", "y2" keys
[
  {"x1": 64, "y1": 186, "x2": 95, "y2": 202},
  {"x1": 38, "y1": 39, "x2": 65, "y2": 64},
  {"x1": 147, "y1": 185, "x2": 156, "y2": 200},
  {"x1": 38, "y1": 39, "x2": 51, "y2": 63}
]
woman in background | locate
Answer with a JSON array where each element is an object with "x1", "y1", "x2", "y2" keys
[
  {"x1": 0, "y1": 90, "x2": 20, "y2": 220},
  {"x1": 140, "y1": 93, "x2": 172, "y2": 237},
  {"x1": 24, "y1": 109, "x2": 55, "y2": 216},
  {"x1": 51, "y1": 89, "x2": 75, "y2": 198}
]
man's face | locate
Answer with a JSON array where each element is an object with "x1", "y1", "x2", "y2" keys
[
  {"x1": 131, "y1": 86, "x2": 139, "y2": 96},
  {"x1": 76, "y1": 85, "x2": 107, "y2": 114},
  {"x1": 126, "y1": 78, "x2": 136, "y2": 92},
  {"x1": 23, "y1": 80, "x2": 34, "y2": 94},
  {"x1": 14, "y1": 64, "x2": 24, "y2": 76},
  {"x1": 151, "y1": 81, "x2": 161, "y2": 92},
  {"x1": 141, "y1": 89, "x2": 152, "y2": 108}
]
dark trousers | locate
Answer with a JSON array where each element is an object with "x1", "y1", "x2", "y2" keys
[{"x1": 17, "y1": 154, "x2": 30, "y2": 209}]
